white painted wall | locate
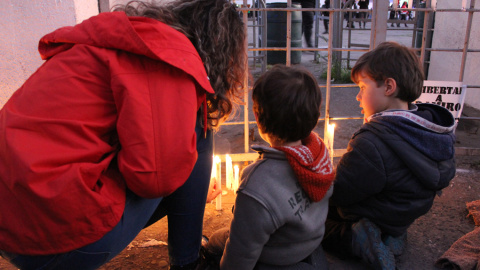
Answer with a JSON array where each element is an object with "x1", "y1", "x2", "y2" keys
[
  {"x1": 428, "y1": 0, "x2": 480, "y2": 109},
  {"x1": 110, "y1": 0, "x2": 130, "y2": 6},
  {"x1": 0, "y1": 0, "x2": 98, "y2": 107},
  {"x1": 74, "y1": 0, "x2": 100, "y2": 24}
]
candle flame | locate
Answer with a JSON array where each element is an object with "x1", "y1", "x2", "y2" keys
[
  {"x1": 326, "y1": 123, "x2": 335, "y2": 163},
  {"x1": 226, "y1": 154, "x2": 233, "y2": 190}
]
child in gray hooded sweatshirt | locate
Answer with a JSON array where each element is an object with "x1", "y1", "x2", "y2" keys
[{"x1": 202, "y1": 64, "x2": 335, "y2": 270}]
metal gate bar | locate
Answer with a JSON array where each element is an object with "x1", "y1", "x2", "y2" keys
[{"x1": 227, "y1": 0, "x2": 479, "y2": 162}]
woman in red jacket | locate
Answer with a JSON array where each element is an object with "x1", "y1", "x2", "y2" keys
[{"x1": 0, "y1": 0, "x2": 246, "y2": 269}]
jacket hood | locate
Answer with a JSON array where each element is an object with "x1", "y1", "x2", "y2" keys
[
  {"x1": 368, "y1": 103, "x2": 456, "y2": 161},
  {"x1": 362, "y1": 103, "x2": 456, "y2": 190},
  {"x1": 253, "y1": 133, "x2": 335, "y2": 202},
  {"x1": 38, "y1": 12, "x2": 213, "y2": 94}
]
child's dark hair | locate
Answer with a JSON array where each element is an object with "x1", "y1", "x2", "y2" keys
[
  {"x1": 252, "y1": 65, "x2": 322, "y2": 144},
  {"x1": 351, "y1": 41, "x2": 424, "y2": 102}
]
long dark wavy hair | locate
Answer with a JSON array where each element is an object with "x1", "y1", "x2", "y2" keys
[{"x1": 113, "y1": 0, "x2": 247, "y2": 128}]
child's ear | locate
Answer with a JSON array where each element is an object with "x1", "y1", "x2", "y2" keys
[{"x1": 384, "y1": 78, "x2": 397, "y2": 97}]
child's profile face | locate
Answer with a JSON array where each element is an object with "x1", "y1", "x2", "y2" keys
[{"x1": 355, "y1": 71, "x2": 389, "y2": 120}]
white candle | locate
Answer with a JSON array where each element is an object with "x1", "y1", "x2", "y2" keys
[
  {"x1": 326, "y1": 123, "x2": 335, "y2": 163},
  {"x1": 462, "y1": 0, "x2": 467, "y2": 10},
  {"x1": 233, "y1": 165, "x2": 239, "y2": 192},
  {"x1": 214, "y1": 155, "x2": 222, "y2": 210},
  {"x1": 226, "y1": 154, "x2": 233, "y2": 190},
  {"x1": 210, "y1": 155, "x2": 217, "y2": 180}
]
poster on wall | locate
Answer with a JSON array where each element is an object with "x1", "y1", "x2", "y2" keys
[{"x1": 415, "y1": 80, "x2": 467, "y2": 120}]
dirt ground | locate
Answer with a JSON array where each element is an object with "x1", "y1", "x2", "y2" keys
[
  {"x1": 101, "y1": 153, "x2": 480, "y2": 270},
  {"x1": 1, "y1": 143, "x2": 478, "y2": 270},
  {"x1": 100, "y1": 160, "x2": 479, "y2": 270}
]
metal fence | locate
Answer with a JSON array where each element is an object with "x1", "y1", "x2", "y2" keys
[{"x1": 220, "y1": 0, "x2": 479, "y2": 162}]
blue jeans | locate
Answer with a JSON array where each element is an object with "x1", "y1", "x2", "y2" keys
[
  {"x1": 1, "y1": 117, "x2": 213, "y2": 270},
  {"x1": 146, "y1": 118, "x2": 213, "y2": 265}
]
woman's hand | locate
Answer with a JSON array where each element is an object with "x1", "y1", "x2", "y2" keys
[{"x1": 206, "y1": 178, "x2": 222, "y2": 203}]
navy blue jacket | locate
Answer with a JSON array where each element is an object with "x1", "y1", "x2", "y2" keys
[{"x1": 331, "y1": 104, "x2": 456, "y2": 237}]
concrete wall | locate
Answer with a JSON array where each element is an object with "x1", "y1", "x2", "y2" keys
[
  {"x1": 110, "y1": 0, "x2": 130, "y2": 6},
  {"x1": 74, "y1": 0, "x2": 100, "y2": 23},
  {"x1": 428, "y1": 0, "x2": 480, "y2": 109},
  {"x1": 0, "y1": 0, "x2": 98, "y2": 107}
]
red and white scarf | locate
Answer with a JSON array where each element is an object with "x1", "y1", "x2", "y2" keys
[{"x1": 274, "y1": 132, "x2": 334, "y2": 202}]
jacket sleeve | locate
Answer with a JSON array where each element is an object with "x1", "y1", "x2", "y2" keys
[
  {"x1": 220, "y1": 192, "x2": 277, "y2": 270},
  {"x1": 331, "y1": 134, "x2": 387, "y2": 206},
  {"x1": 112, "y1": 61, "x2": 199, "y2": 198}
]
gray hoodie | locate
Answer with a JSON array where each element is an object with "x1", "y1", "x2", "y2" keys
[{"x1": 220, "y1": 146, "x2": 333, "y2": 270}]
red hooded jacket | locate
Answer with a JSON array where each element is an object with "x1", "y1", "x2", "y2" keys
[{"x1": 0, "y1": 12, "x2": 214, "y2": 255}]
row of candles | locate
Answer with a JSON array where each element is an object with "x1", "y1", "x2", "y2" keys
[
  {"x1": 210, "y1": 123, "x2": 335, "y2": 210},
  {"x1": 211, "y1": 154, "x2": 240, "y2": 210}
]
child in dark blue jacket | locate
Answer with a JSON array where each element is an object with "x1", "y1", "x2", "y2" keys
[{"x1": 322, "y1": 41, "x2": 456, "y2": 270}]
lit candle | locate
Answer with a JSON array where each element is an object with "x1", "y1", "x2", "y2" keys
[
  {"x1": 233, "y1": 165, "x2": 239, "y2": 192},
  {"x1": 326, "y1": 123, "x2": 335, "y2": 163},
  {"x1": 210, "y1": 155, "x2": 217, "y2": 181},
  {"x1": 226, "y1": 154, "x2": 233, "y2": 190},
  {"x1": 214, "y1": 155, "x2": 222, "y2": 210}
]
